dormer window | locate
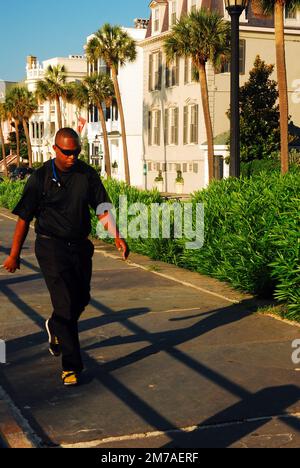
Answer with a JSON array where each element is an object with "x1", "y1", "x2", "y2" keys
[
  {"x1": 154, "y1": 8, "x2": 160, "y2": 33},
  {"x1": 170, "y1": 1, "x2": 177, "y2": 26}
]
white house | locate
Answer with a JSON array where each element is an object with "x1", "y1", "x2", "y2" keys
[
  {"x1": 25, "y1": 55, "x2": 87, "y2": 163},
  {"x1": 86, "y1": 20, "x2": 148, "y2": 188}
]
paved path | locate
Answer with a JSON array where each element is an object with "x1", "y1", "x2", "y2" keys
[{"x1": 0, "y1": 207, "x2": 299, "y2": 448}]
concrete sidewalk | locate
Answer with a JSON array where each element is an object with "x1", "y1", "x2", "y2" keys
[{"x1": 0, "y1": 207, "x2": 299, "y2": 448}]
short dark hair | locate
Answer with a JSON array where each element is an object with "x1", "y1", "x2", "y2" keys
[{"x1": 55, "y1": 128, "x2": 80, "y2": 145}]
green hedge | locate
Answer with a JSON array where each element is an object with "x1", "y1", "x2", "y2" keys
[
  {"x1": 177, "y1": 171, "x2": 299, "y2": 320},
  {"x1": 1, "y1": 171, "x2": 299, "y2": 320}
]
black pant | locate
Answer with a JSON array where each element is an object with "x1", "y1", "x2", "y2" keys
[{"x1": 35, "y1": 235, "x2": 94, "y2": 372}]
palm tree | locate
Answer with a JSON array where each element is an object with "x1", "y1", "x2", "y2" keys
[
  {"x1": 36, "y1": 64, "x2": 67, "y2": 130},
  {"x1": 164, "y1": 9, "x2": 230, "y2": 183},
  {"x1": 68, "y1": 74, "x2": 115, "y2": 178},
  {"x1": 0, "y1": 103, "x2": 9, "y2": 177},
  {"x1": 18, "y1": 88, "x2": 38, "y2": 168},
  {"x1": 86, "y1": 24, "x2": 137, "y2": 185},
  {"x1": 5, "y1": 87, "x2": 22, "y2": 167},
  {"x1": 254, "y1": 1, "x2": 300, "y2": 175},
  {"x1": 6, "y1": 86, "x2": 38, "y2": 168}
]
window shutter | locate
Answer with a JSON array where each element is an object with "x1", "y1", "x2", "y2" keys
[
  {"x1": 239, "y1": 40, "x2": 246, "y2": 75},
  {"x1": 158, "y1": 52, "x2": 162, "y2": 90},
  {"x1": 165, "y1": 64, "x2": 170, "y2": 88},
  {"x1": 148, "y1": 111, "x2": 152, "y2": 146},
  {"x1": 183, "y1": 106, "x2": 188, "y2": 145},
  {"x1": 157, "y1": 110, "x2": 161, "y2": 145},
  {"x1": 149, "y1": 54, "x2": 153, "y2": 91},
  {"x1": 190, "y1": 105, "x2": 194, "y2": 143},
  {"x1": 174, "y1": 107, "x2": 179, "y2": 145},
  {"x1": 184, "y1": 58, "x2": 188, "y2": 84},
  {"x1": 164, "y1": 109, "x2": 169, "y2": 145},
  {"x1": 176, "y1": 57, "x2": 180, "y2": 86},
  {"x1": 195, "y1": 105, "x2": 199, "y2": 144}
]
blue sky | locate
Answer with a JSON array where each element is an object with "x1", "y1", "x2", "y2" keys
[{"x1": 0, "y1": 0, "x2": 150, "y2": 82}]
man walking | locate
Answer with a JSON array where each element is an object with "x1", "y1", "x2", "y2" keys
[{"x1": 3, "y1": 128, "x2": 129, "y2": 386}]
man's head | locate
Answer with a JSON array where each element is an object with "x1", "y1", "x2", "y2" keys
[{"x1": 53, "y1": 128, "x2": 81, "y2": 171}]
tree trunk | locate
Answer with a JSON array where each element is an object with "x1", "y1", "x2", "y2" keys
[
  {"x1": 97, "y1": 105, "x2": 112, "y2": 178},
  {"x1": 0, "y1": 121, "x2": 8, "y2": 177},
  {"x1": 56, "y1": 96, "x2": 63, "y2": 130},
  {"x1": 198, "y1": 62, "x2": 214, "y2": 183},
  {"x1": 23, "y1": 120, "x2": 33, "y2": 168},
  {"x1": 111, "y1": 66, "x2": 131, "y2": 185},
  {"x1": 15, "y1": 120, "x2": 20, "y2": 167},
  {"x1": 274, "y1": 1, "x2": 289, "y2": 175}
]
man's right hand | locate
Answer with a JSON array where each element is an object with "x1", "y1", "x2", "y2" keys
[{"x1": 3, "y1": 256, "x2": 21, "y2": 274}]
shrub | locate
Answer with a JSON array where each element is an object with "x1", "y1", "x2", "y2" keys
[
  {"x1": 1, "y1": 171, "x2": 299, "y2": 319},
  {"x1": 177, "y1": 171, "x2": 300, "y2": 316}
]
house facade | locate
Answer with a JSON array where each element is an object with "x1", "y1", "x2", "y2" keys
[
  {"x1": 86, "y1": 21, "x2": 148, "y2": 188},
  {"x1": 141, "y1": 0, "x2": 300, "y2": 193},
  {"x1": 25, "y1": 55, "x2": 87, "y2": 163},
  {"x1": 0, "y1": 79, "x2": 17, "y2": 142}
]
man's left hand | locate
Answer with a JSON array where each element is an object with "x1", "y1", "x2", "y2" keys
[{"x1": 115, "y1": 238, "x2": 130, "y2": 261}]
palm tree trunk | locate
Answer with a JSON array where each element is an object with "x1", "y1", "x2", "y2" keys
[
  {"x1": 111, "y1": 66, "x2": 130, "y2": 185},
  {"x1": 97, "y1": 105, "x2": 112, "y2": 178},
  {"x1": 0, "y1": 121, "x2": 8, "y2": 177},
  {"x1": 274, "y1": 1, "x2": 289, "y2": 175},
  {"x1": 56, "y1": 96, "x2": 63, "y2": 130},
  {"x1": 23, "y1": 120, "x2": 33, "y2": 168},
  {"x1": 15, "y1": 120, "x2": 20, "y2": 167},
  {"x1": 198, "y1": 62, "x2": 214, "y2": 183}
]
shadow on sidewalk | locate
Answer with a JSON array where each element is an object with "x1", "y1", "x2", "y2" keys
[{"x1": 0, "y1": 254, "x2": 299, "y2": 448}]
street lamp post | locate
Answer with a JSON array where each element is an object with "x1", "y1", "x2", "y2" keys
[{"x1": 225, "y1": 0, "x2": 249, "y2": 178}]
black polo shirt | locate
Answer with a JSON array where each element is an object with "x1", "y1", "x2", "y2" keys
[{"x1": 12, "y1": 160, "x2": 112, "y2": 241}]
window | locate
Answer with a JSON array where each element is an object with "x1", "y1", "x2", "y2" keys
[
  {"x1": 165, "y1": 108, "x2": 179, "y2": 145},
  {"x1": 149, "y1": 52, "x2": 163, "y2": 91},
  {"x1": 190, "y1": 105, "x2": 198, "y2": 144},
  {"x1": 149, "y1": 110, "x2": 161, "y2": 146},
  {"x1": 220, "y1": 40, "x2": 246, "y2": 75},
  {"x1": 170, "y1": 1, "x2": 177, "y2": 26},
  {"x1": 89, "y1": 105, "x2": 99, "y2": 123},
  {"x1": 153, "y1": 8, "x2": 160, "y2": 33},
  {"x1": 166, "y1": 57, "x2": 180, "y2": 87},
  {"x1": 184, "y1": 104, "x2": 199, "y2": 145},
  {"x1": 184, "y1": 58, "x2": 197, "y2": 84},
  {"x1": 214, "y1": 156, "x2": 224, "y2": 180},
  {"x1": 50, "y1": 122, "x2": 55, "y2": 137}
]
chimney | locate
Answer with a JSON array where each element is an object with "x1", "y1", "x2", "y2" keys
[
  {"x1": 134, "y1": 18, "x2": 150, "y2": 29},
  {"x1": 27, "y1": 56, "x2": 37, "y2": 69}
]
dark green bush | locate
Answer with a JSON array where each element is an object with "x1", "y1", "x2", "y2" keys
[{"x1": 177, "y1": 171, "x2": 299, "y2": 316}]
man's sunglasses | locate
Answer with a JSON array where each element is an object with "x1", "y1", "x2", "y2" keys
[{"x1": 55, "y1": 143, "x2": 81, "y2": 157}]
